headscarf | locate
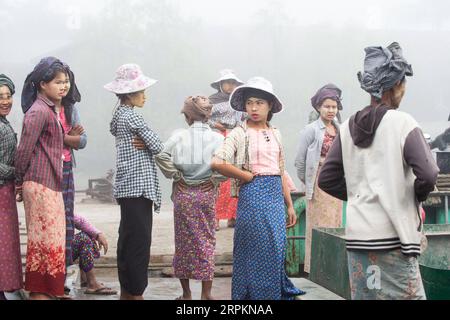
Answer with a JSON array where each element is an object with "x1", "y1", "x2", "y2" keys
[
  {"x1": 181, "y1": 96, "x2": 212, "y2": 123},
  {"x1": 358, "y1": 42, "x2": 413, "y2": 100},
  {"x1": 0, "y1": 74, "x2": 15, "y2": 95},
  {"x1": 311, "y1": 83, "x2": 343, "y2": 111},
  {"x1": 21, "y1": 57, "x2": 81, "y2": 114}
]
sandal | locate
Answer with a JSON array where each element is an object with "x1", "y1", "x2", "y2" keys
[
  {"x1": 84, "y1": 287, "x2": 118, "y2": 295},
  {"x1": 175, "y1": 295, "x2": 192, "y2": 301}
]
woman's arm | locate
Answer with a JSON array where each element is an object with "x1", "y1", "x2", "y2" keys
[
  {"x1": 155, "y1": 151, "x2": 183, "y2": 182},
  {"x1": 128, "y1": 113, "x2": 163, "y2": 155},
  {"x1": 294, "y1": 126, "x2": 315, "y2": 183},
  {"x1": 71, "y1": 106, "x2": 87, "y2": 150},
  {"x1": 211, "y1": 157, "x2": 253, "y2": 183},
  {"x1": 282, "y1": 172, "x2": 297, "y2": 229},
  {"x1": 74, "y1": 214, "x2": 100, "y2": 239},
  {"x1": 15, "y1": 108, "x2": 47, "y2": 186},
  {"x1": 63, "y1": 133, "x2": 81, "y2": 150}
]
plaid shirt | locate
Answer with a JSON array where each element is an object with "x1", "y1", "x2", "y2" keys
[
  {"x1": 0, "y1": 116, "x2": 17, "y2": 186},
  {"x1": 207, "y1": 101, "x2": 246, "y2": 130},
  {"x1": 15, "y1": 95, "x2": 64, "y2": 191},
  {"x1": 110, "y1": 105, "x2": 164, "y2": 212}
]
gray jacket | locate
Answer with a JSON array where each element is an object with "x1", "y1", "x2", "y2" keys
[
  {"x1": 70, "y1": 105, "x2": 87, "y2": 167},
  {"x1": 295, "y1": 118, "x2": 339, "y2": 200}
]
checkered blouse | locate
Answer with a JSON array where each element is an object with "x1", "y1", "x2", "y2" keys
[
  {"x1": 110, "y1": 105, "x2": 164, "y2": 212},
  {"x1": 0, "y1": 116, "x2": 17, "y2": 186}
]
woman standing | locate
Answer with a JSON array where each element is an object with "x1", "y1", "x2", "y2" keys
[
  {"x1": 105, "y1": 64, "x2": 164, "y2": 300},
  {"x1": 209, "y1": 70, "x2": 244, "y2": 230},
  {"x1": 212, "y1": 77, "x2": 305, "y2": 300},
  {"x1": 55, "y1": 62, "x2": 86, "y2": 276},
  {"x1": 16, "y1": 57, "x2": 69, "y2": 299},
  {"x1": 295, "y1": 84, "x2": 344, "y2": 274},
  {"x1": 156, "y1": 96, "x2": 225, "y2": 300},
  {"x1": 0, "y1": 75, "x2": 23, "y2": 300}
]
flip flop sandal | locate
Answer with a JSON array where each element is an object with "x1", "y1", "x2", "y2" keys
[{"x1": 84, "y1": 287, "x2": 118, "y2": 295}]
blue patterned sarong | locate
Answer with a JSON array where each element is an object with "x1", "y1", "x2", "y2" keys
[
  {"x1": 62, "y1": 161, "x2": 75, "y2": 267},
  {"x1": 232, "y1": 176, "x2": 305, "y2": 300}
]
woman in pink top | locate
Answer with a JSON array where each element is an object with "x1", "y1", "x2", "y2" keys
[
  {"x1": 54, "y1": 62, "x2": 86, "y2": 276},
  {"x1": 212, "y1": 77, "x2": 305, "y2": 300}
]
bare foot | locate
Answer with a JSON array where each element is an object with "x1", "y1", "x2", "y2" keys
[
  {"x1": 29, "y1": 293, "x2": 55, "y2": 300},
  {"x1": 201, "y1": 295, "x2": 216, "y2": 300},
  {"x1": 120, "y1": 291, "x2": 144, "y2": 300},
  {"x1": 175, "y1": 294, "x2": 192, "y2": 300}
]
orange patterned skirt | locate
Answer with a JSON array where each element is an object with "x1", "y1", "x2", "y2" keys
[
  {"x1": 215, "y1": 179, "x2": 238, "y2": 220},
  {"x1": 304, "y1": 166, "x2": 343, "y2": 274},
  {"x1": 23, "y1": 181, "x2": 66, "y2": 297}
]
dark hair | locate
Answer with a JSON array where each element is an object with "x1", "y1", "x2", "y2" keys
[
  {"x1": 116, "y1": 91, "x2": 142, "y2": 104},
  {"x1": 267, "y1": 110, "x2": 274, "y2": 122},
  {"x1": 116, "y1": 93, "x2": 128, "y2": 101},
  {"x1": 40, "y1": 65, "x2": 68, "y2": 85}
]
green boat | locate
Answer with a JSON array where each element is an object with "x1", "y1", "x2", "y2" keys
[{"x1": 419, "y1": 225, "x2": 450, "y2": 300}]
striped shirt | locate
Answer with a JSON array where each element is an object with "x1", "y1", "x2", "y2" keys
[
  {"x1": 0, "y1": 116, "x2": 17, "y2": 186},
  {"x1": 15, "y1": 95, "x2": 64, "y2": 192}
]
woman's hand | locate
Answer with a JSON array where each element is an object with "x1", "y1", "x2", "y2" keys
[
  {"x1": 132, "y1": 136, "x2": 146, "y2": 150},
  {"x1": 286, "y1": 206, "x2": 297, "y2": 229},
  {"x1": 215, "y1": 123, "x2": 227, "y2": 132},
  {"x1": 96, "y1": 233, "x2": 109, "y2": 255},
  {"x1": 15, "y1": 185, "x2": 23, "y2": 202},
  {"x1": 68, "y1": 125, "x2": 85, "y2": 136},
  {"x1": 239, "y1": 171, "x2": 254, "y2": 186}
]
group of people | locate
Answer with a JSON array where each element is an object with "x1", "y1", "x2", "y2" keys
[
  {"x1": 104, "y1": 64, "x2": 304, "y2": 300},
  {"x1": 0, "y1": 41, "x2": 441, "y2": 301},
  {"x1": 0, "y1": 58, "x2": 116, "y2": 300}
]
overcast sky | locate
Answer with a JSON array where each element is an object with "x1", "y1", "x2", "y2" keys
[
  {"x1": 4, "y1": 0, "x2": 449, "y2": 30},
  {"x1": 2, "y1": 0, "x2": 449, "y2": 191}
]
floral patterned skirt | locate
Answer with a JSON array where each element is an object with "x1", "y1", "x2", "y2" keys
[
  {"x1": 0, "y1": 182, "x2": 23, "y2": 291},
  {"x1": 305, "y1": 164, "x2": 343, "y2": 274},
  {"x1": 347, "y1": 249, "x2": 426, "y2": 300},
  {"x1": 23, "y1": 181, "x2": 66, "y2": 297},
  {"x1": 215, "y1": 130, "x2": 238, "y2": 221},
  {"x1": 172, "y1": 185, "x2": 216, "y2": 281},
  {"x1": 215, "y1": 179, "x2": 238, "y2": 220}
]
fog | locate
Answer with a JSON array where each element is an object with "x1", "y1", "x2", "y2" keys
[{"x1": 1, "y1": 0, "x2": 449, "y2": 199}]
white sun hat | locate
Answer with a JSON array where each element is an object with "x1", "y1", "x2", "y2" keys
[
  {"x1": 210, "y1": 69, "x2": 244, "y2": 91},
  {"x1": 104, "y1": 63, "x2": 157, "y2": 94},
  {"x1": 230, "y1": 77, "x2": 283, "y2": 113}
]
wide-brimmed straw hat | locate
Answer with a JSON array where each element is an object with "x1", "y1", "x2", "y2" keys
[
  {"x1": 104, "y1": 64, "x2": 157, "y2": 94},
  {"x1": 230, "y1": 77, "x2": 283, "y2": 113},
  {"x1": 210, "y1": 69, "x2": 244, "y2": 91}
]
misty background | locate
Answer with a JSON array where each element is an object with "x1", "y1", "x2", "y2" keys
[{"x1": 1, "y1": 0, "x2": 449, "y2": 202}]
